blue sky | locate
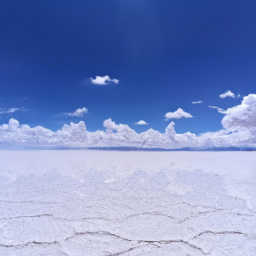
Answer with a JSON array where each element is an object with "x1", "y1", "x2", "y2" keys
[{"x1": 1, "y1": 0, "x2": 256, "y2": 134}]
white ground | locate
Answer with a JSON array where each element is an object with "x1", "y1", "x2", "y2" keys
[{"x1": 0, "y1": 150, "x2": 255, "y2": 255}]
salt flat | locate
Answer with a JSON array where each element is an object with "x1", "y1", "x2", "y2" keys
[{"x1": 0, "y1": 150, "x2": 255, "y2": 255}]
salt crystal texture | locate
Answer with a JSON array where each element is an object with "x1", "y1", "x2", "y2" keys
[{"x1": 0, "y1": 150, "x2": 255, "y2": 255}]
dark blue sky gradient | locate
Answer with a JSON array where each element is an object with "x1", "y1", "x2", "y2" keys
[{"x1": 1, "y1": 0, "x2": 256, "y2": 134}]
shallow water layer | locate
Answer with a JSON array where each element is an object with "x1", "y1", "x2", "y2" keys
[{"x1": 0, "y1": 150, "x2": 255, "y2": 255}]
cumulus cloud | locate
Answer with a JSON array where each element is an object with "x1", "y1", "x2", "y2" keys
[
  {"x1": 0, "y1": 115, "x2": 253, "y2": 149},
  {"x1": 8, "y1": 118, "x2": 20, "y2": 130},
  {"x1": 221, "y1": 94, "x2": 256, "y2": 129},
  {"x1": 103, "y1": 118, "x2": 136, "y2": 136},
  {"x1": 219, "y1": 90, "x2": 235, "y2": 99},
  {"x1": 208, "y1": 106, "x2": 226, "y2": 114},
  {"x1": 90, "y1": 75, "x2": 119, "y2": 85},
  {"x1": 135, "y1": 120, "x2": 148, "y2": 125},
  {"x1": 0, "y1": 94, "x2": 256, "y2": 149},
  {"x1": 68, "y1": 107, "x2": 88, "y2": 117},
  {"x1": 165, "y1": 108, "x2": 193, "y2": 120},
  {"x1": 192, "y1": 101, "x2": 202, "y2": 104}
]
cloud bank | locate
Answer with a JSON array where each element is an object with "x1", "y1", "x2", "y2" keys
[
  {"x1": 165, "y1": 108, "x2": 193, "y2": 120},
  {"x1": 0, "y1": 94, "x2": 256, "y2": 150},
  {"x1": 90, "y1": 75, "x2": 119, "y2": 85}
]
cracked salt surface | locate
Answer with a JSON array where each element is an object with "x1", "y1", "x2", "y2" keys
[{"x1": 0, "y1": 150, "x2": 256, "y2": 255}]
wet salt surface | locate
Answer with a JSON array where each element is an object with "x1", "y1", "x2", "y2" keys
[{"x1": 0, "y1": 150, "x2": 255, "y2": 255}]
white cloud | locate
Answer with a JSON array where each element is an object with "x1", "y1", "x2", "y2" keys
[
  {"x1": 192, "y1": 101, "x2": 202, "y2": 104},
  {"x1": 90, "y1": 75, "x2": 119, "y2": 85},
  {"x1": 165, "y1": 108, "x2": 193, "y2": 120},
  {"x1": 219, "y1": 90, "x2": 235, "y2": 99},
  {"x1": 135, "y1": 120, "x2": 148, "y2": 125},
  {"x1": 68, "y1": 107, "x2": 88, "y2": 117},
  {"x1": 221, "y1": 94, "x2": 256, "y2": 129},
  {"x1": 1, "y1": 94, "x2": 256, "y2": 149},
  {"x1": 208, "y1": 106, "x2": 226, "y2": 114},
  {"x1": 0, "y1": 107, "x2": 24, "y2": 115},
  {"x1": 112, "y1": 79, "x2": 119, "y2": 84},
  {"x1": 103, "y1": 118, "x2": 136, "y2": 136},
  {"x1": 0, "y1": 116, "x2": 253, "y2": 149},
  {"x1": 8, "y1": 118, "x2": 20, "y2": 130},
  {"x1": 237, "y1": 94, "x2": 241, "y2": 98}
]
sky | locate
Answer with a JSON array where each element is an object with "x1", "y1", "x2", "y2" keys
[{"x1": 1, "y1": 0, "x2": 256, "y2": 136}]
